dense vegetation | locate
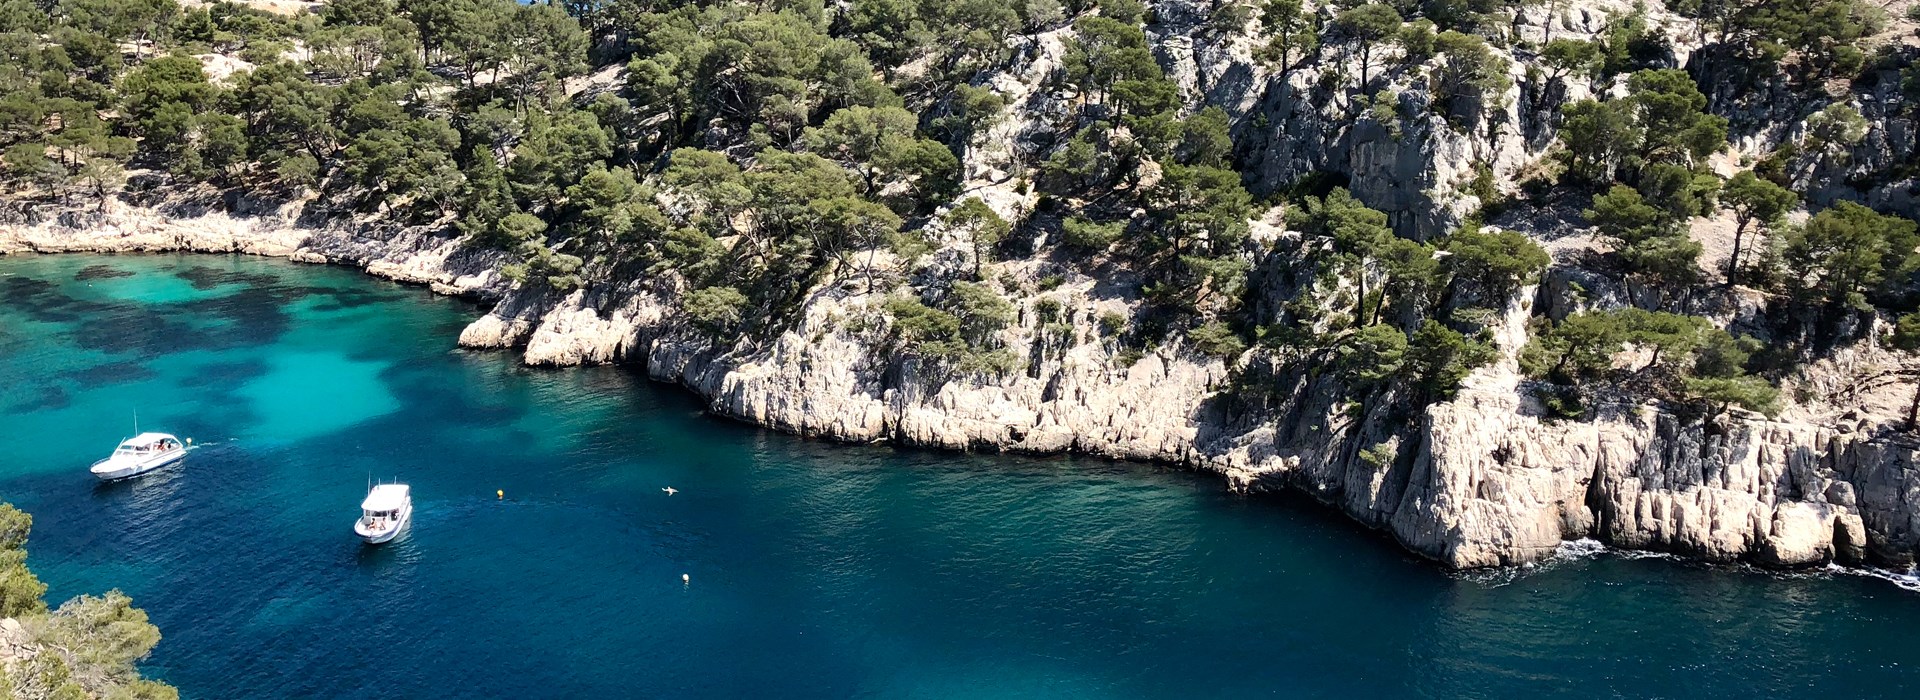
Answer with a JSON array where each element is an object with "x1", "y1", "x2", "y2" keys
[
  {"x1": 0, "y1": 504, "x2": 175, "y2": 699},
  {"x1": 0, "y1": 0, "x2": 1915, "y2": 426}
]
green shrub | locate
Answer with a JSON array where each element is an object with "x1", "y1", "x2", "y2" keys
[
  {"x1": 1190, "y1": 321, "x2": 1247, "y2": 359},
  {"x1": 682, "y1": 286, "x2": 750, "y2": 336},
  {"x1": 1061, "y1": 215, "x2": 1124, "y2": 251}
]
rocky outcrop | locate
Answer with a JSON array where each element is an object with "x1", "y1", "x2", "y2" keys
[
  {"x1": 0, "y1": 619, "x2": 27, "y2": 667},
  {"x1": 1388, "y1": 384, "x2": 1915, "y2": 568},
  {"x1": 1154, "y1": 0, "x2": 1645, "y2": 239},
  {"x1": 1696, "y1": 34, "x2": 1919, "y2": 221}
]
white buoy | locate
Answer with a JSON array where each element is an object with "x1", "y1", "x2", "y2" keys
[{"x1": 682, "y1": 574, "x2": 690, "y2": 585}]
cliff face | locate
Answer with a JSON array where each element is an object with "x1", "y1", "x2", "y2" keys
[{"x1": 5, "y1": 0, "x2": 1919, "y2": 571}]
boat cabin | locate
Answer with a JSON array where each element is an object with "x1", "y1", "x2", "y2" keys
[
  {"x1": 359, "y1": 484, "x2": 411, "y2": 525},
  {"x1": 115, "y1": 433, "x2": 180, "y2": 456}
]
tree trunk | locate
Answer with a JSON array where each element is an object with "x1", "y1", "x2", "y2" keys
[
  {"x1": 1353, "y1": 265, "x2": 1369, "y2": 327},
  {"x1": 1908, "y1": 384, "x2": 1919, "y2": 429},
  {"x1": 1726, "y1": 219, "x2": 1747, "y2": 287},
  {"x1": 1359, "y1": 46, "x2": 1371, "y2": 96},
  {"x1": 862, "y1": 246, "x2": 879, "y2": 292}
]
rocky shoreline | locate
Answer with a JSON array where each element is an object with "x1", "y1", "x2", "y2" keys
[
  {"x1": 0, "y1": 197, "x2": 510, "y2": 297},
  {"x1": 6, "y1": 198, "x2": 1918, "y2": 572}
]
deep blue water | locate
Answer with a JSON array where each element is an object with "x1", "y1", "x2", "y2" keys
[{"x1": 2, "y1": 253, "x2": 1919, "y2": 698}]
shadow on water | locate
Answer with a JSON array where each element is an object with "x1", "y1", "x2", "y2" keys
[
  {"x1": 352, "y1": 533, "x2": 417, "y2": 569},
  {"x1": 75, "y1": 264, "x2": 135, "y2": 281},
  {"x1": 1, "y1": 275, "x2": 121, "y2": 323},
  {"x1": 173, "y1": 266, "x2": 280, "y2": 291},
  {"x1": 10, "y1": 257, "x2": 468, "y2": 366},
  {"x1": 7, "y1": 385, "x2": 71, "y2": 413},
  {"x1": 62, "y1": 360, "x2": 158, "y2": 389}
]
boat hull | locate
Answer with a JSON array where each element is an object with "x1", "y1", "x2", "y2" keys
[{"x1": 91, "y1": 449, "x2": 186, "y2": 481}]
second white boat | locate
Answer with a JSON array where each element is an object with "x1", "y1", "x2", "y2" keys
[{"x1": 354, "y1": 484, "x2": 412, "y2": 544}]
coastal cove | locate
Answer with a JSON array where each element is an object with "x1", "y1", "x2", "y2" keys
[{"x1": 4, "y1": 252, "x2": 1920, "y2": 696}]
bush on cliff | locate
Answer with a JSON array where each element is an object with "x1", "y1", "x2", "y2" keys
[{"x1": 0, "y1": 504, "x2": 176, "y2": 699}]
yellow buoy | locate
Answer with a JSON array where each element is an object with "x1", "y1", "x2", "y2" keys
[{"x1": 497, "y1": 490, "x2": 504, "y2": 500}]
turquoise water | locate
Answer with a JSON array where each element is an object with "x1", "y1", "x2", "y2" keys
[{"x1": 3, "y1": 254, "x2": 1919, "y2": 698}]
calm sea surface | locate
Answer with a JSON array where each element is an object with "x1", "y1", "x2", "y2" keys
[{"x1": 2, "y1": 253, "x2": 1917, "y2": 698}]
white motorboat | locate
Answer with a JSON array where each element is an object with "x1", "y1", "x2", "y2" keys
[
  {"x1": 90, "y1": 433, "x2": 187, "y2": 481},
  {"x1": 354, "y1": 484, "x2": 412, "y2": 544}
]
